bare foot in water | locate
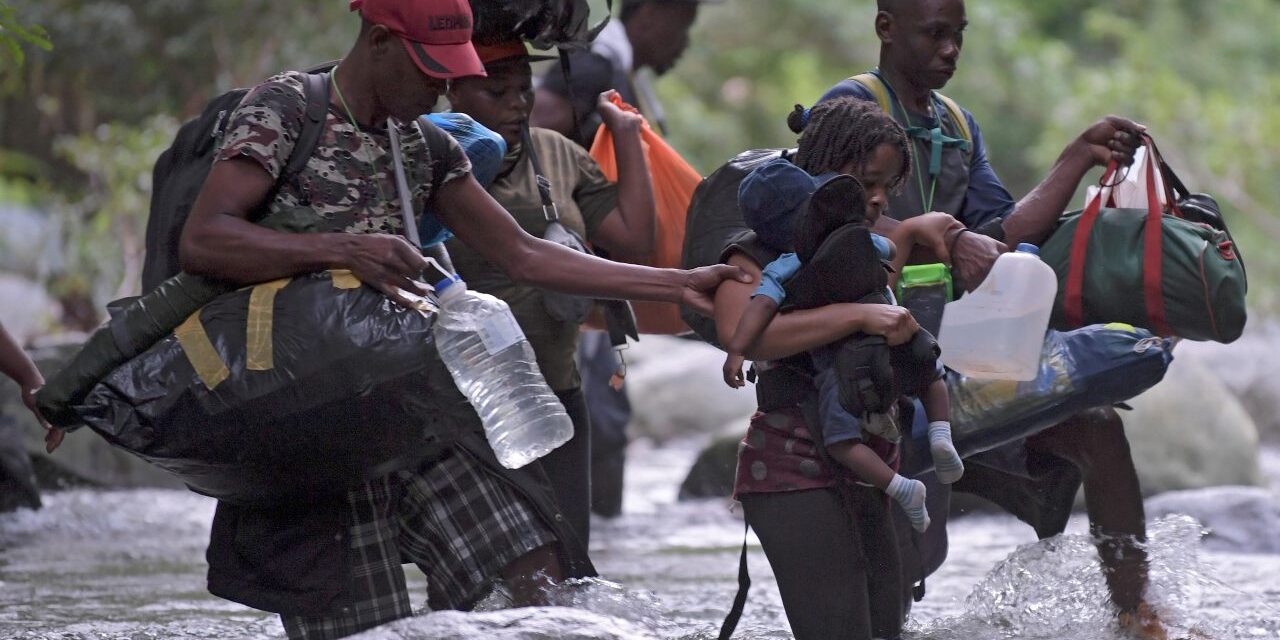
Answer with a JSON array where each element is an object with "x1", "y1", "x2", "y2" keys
[{"x1": 1118, "y1": 602, "x2": 1169, "y2": 640}]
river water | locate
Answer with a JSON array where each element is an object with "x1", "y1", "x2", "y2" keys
[{"x1": 1, "y1": 440, "x2": 1278, "y2": 639}]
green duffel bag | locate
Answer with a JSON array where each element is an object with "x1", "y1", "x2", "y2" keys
[{"x1": 1041, "y1": 136, "x2": 1247, "y2": 343}]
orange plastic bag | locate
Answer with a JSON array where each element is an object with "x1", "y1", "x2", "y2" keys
[{"x1": 586, "y1": 94, "x2": 700, "y2": 335}]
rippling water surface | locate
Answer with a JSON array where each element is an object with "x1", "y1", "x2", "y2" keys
[{"x1": 2, "y1": 439, "x2": 1278, "y2": 639}]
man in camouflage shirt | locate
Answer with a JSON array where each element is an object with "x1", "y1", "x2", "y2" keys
[{"x1": 178, "y1": 1, "x2": 744, "y2": 638}]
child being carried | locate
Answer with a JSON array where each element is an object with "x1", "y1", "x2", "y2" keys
[{"x1": 722, "y1": 159, "x2": 964, "y2": 532}]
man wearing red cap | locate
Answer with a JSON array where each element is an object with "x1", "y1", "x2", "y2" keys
[{"x1": 178, "y1": 2, "x2": 745, "y2": 637}]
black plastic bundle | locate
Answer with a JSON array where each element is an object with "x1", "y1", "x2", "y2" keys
[
  {"x1": 36, "y1": 273, "x2": 232, "y2": 428},
  {"x1": 50, "y1": 272, "x2": 474, "y2": 507},
  {"x1": 470, "y1": 0, "x2": 610, "y2": 50}
]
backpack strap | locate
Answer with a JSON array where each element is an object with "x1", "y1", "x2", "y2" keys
[
  {"x1": 933, "y1": 92, "x2": 972, "y2": 147},
  {"x1": 848, "y1": 72, "x2": 893, "y2": 115},
  {"x1": 848, "y1": 71, "x2": 974, "y2": 174},
  {"x1": 521, "y1": 123, "x2": 562, "y2": 222},
  {"x1": 250, "y1": 70, "x2": 329, "y2": 222},
  {"x1": 388, "y1": 118, "x2": 421, "y2": 249},
  {"x1": 283, "y1": 71, "x2": 331, "y2": 183},
  {"x1": 718, "y1": 520, "x2": 752, "y2": 640}
]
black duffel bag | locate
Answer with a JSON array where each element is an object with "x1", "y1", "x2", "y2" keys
[{"x1": 61, "y1": 271, "x2": 471, "y2": 507}]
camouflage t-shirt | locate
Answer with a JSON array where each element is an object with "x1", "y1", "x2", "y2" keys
[{"x1": 216, "y1": 71, "x2": 471, "y2": 236}]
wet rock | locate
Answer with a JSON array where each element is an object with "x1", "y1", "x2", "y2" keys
[
  {"x1": 0, "y1": 273, "x2": 59, "y2": 343},
  {"x1": 0, "y1": 203, "x2": 60, "y2": 278},
  {"x1": 1146, "y1": 486, "x2": 1280, "y2": 554},
  {"x1": 678, "y1": 435, "x2": 739, "y2": 500},
  {"x1": 349, "y1": 606, "x2": 657, "y2": 639},
  {"x1": 1177, "y1": 325, "x2": 1280, "y2": 443},
  {"x1": 0, "y1": 414, "x2": 40, "y2": 512},
  {"x1": 1124, "y1": 358, "x2": 1262, "y2": 496},
  {"x1": 624, "y1": 336, "x2": 756, "y2": 443}
]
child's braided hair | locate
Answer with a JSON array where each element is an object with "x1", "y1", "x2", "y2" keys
[{"x1": 786, "y1": 97, "x2": 912, "y2": 192}]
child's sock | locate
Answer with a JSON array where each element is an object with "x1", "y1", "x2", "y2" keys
[
  {"x1": 929, "y1": 420, "x2": 965, "y2": 484},
  {"x1": 886, "y1": 474, "x2": 929, "y2": 532}
]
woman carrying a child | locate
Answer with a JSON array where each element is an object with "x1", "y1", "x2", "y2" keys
[{"x1": 713, "y1": 97, "x2": 968, "y2": 639}]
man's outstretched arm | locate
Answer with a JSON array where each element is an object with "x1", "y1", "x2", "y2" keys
[{"x1": 1003, "y1": 116, "x2": 1146, "y2": 247}]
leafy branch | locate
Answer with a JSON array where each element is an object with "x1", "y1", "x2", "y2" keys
[{"x1": 0, "y1": 0, "x2": 52, "y2": 68}]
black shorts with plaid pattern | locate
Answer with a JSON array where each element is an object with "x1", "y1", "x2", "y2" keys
[{"x1": 280, "y1": 447, "x2": 556, "y2": 640}]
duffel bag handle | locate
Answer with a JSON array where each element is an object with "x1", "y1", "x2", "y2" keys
[
  {"x1": 1063, "y1": 163, "x2": 1118, "y2": 329},
  {"x1": 1064, "y1": 134, "x2": 1172, "y2": 336},
  {"x1": 1137, "y1": 134, "x2": 1172, "y2": 336}
]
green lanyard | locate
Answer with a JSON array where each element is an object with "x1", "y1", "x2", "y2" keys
[
  {"x1": 331, "y1": 66, "x2": 391, "y2": 213},
  {"x1": 875, "y1": 71, "x2": 969, "y2": 214}
]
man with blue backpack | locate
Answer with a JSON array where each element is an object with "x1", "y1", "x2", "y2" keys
[{"x1": 818, "y1": 0, "x2": 1168, "y2": 637}]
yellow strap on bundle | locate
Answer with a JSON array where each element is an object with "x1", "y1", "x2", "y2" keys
[
  {"x1": 174, "y1": 311, "x2": 230, "y2": 389},
  {"x1": 331, "y1": 270, "x2": 362, "y2": 290},
  {"x1": 246, "y1": 278, "x2": 291, "y2": 371},
  {"x1": 178, "y1": 270, "x2": 364, "y2": 385}
]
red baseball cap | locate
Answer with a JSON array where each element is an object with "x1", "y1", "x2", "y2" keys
[
  {"x1": 350, "y1": 0, "x2": 485, "y2": 79},
  {"x1": 473, "y1": 40, "x2": 557, "y2": 68}
]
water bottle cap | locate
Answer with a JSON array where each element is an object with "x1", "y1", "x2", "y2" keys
[
  {"x1": 1016, "y1": 243, "x2": 1040, "y2": 255},
  {"x1": 434, "y1": 274, "x2": 463, "y2": 294}
]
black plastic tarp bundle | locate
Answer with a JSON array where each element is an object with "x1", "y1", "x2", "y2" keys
[
  {"x1": 42, "y1": 271, "x2": 470, "y2": 507},
  {"x1": 37, "y1": 273, "x2": 231, "y2": 427},
  {"x1": 902, "y1": 323, "x2": 1174, "y2": 477},
  {"x1": 470, "y1": 0, "x2": 610, "y2": 49}
]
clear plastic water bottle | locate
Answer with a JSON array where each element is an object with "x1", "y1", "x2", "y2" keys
[
  {"x1": 432, "y1": 274, "x2": 573, "y2": 469},
  {"x1": 937, "y1": 243, "x2": 1058, "y2": 381}
]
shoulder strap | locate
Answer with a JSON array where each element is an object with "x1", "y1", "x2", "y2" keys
[
  {"x1": 933, "y1": 92, "x2": 972, "y2": 147},
  {"x1": 718, "y1": 520, "x2": 752, "y2": 640},
  {"x1": 848, "y1": 71, "x2": 973, "y2": 147},
  {"x1": 282, "y1": 71, "x2": 330, "y2": 182},
  {"x1": 388, "y1": 119, "x2": 422, "y2": 250},
  {"x1": 253, "y1": 71, "x2": 329, "y2": 221},
  {"x1": 521, "y1": 124, "x2": 562, "y2": 222},
  {"x1": 848, "y1": 72, "x2": 893, "y2": 115}
]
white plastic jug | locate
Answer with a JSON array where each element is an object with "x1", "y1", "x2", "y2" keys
[{"x1": 938, "y1": 244, "x2": 1058, "y2": 380}]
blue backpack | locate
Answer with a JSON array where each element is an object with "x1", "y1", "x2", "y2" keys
[{"x1": 417, "y1": 112, "x2": 507, "y2": 246}]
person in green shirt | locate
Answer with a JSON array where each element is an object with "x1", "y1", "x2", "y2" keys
[{"x1": 446, "y1": 39, "x2": 657, "y2": 545}]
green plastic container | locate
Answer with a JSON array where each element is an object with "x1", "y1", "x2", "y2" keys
[{"x1": 896, "y1": 263, "x2": 953, "y2": 334}]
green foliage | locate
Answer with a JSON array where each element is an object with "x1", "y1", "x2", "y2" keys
[
  {"x1": 1, "y1": 0, "x2": 1279, "y2": 320},
  {"x1": 0, "y1": 0, "x2": 353, "y2": 190},
  {"x1": 0, "y1": 1, "x2": 355, "y2": 319},
  {"x1": 50, "y1": 116, "x2": 177, "y2": 303},
  {"x1": 0, "y1": 1, "x2": 51, "y2": 71}
]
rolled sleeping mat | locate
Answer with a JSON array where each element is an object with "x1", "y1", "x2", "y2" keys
[
  {"x1": 36, "y1": 272, "x2": 232, "y2": 428},
  {"x1": 901, "y1": 323, "x2": 1174, "y2": 478}
]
